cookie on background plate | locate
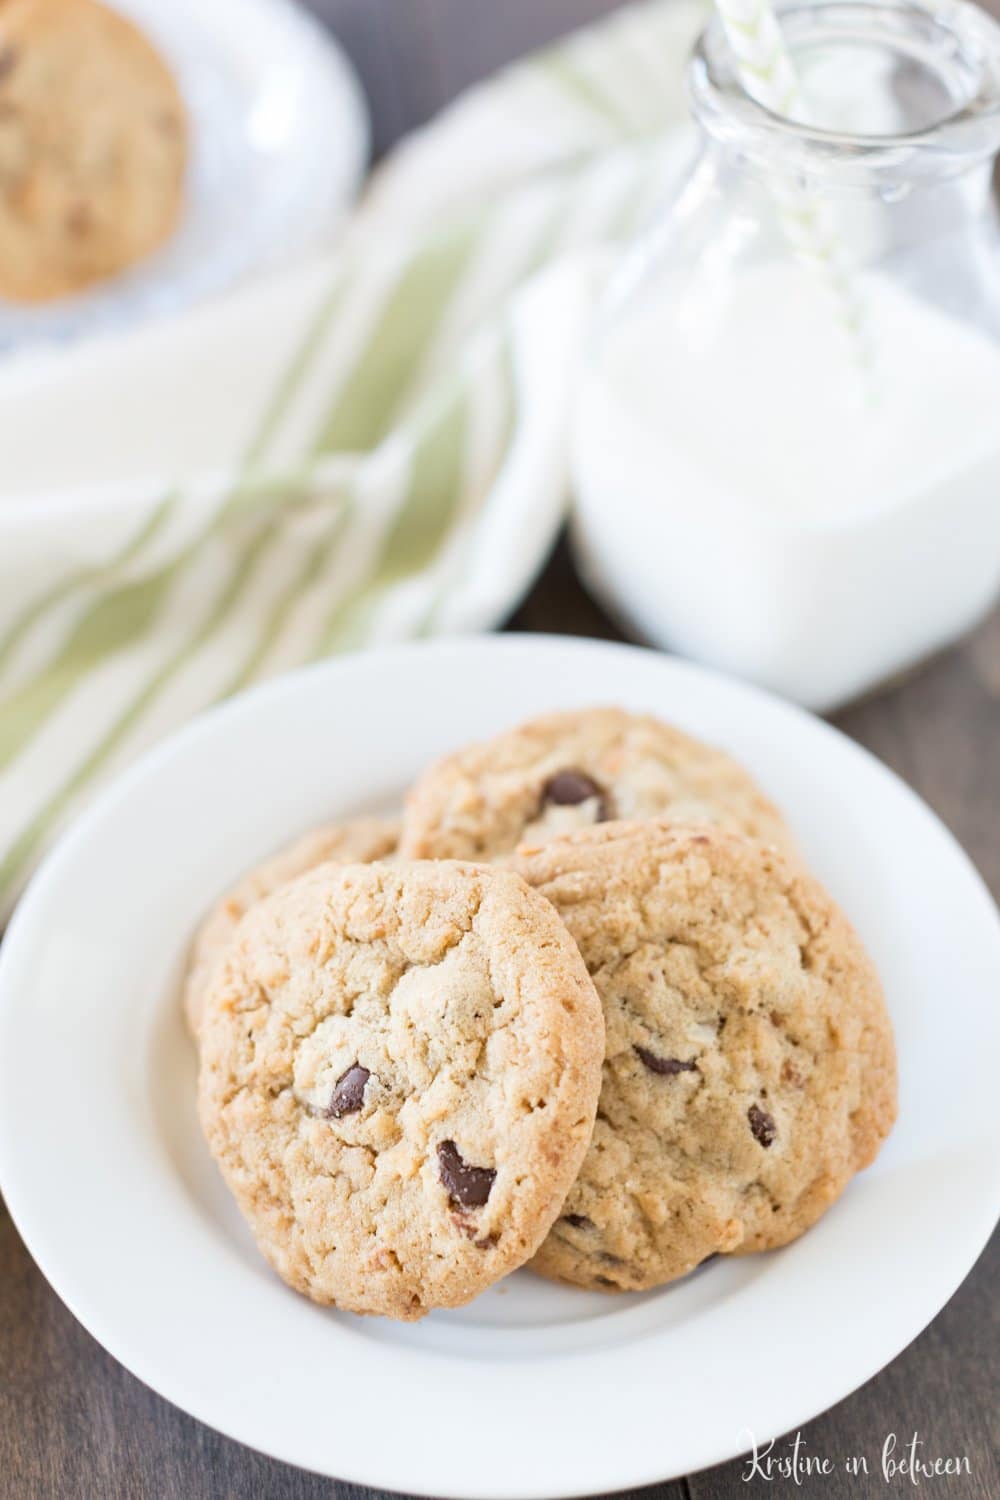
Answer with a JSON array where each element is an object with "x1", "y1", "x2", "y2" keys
[
  {"x1": 399, "y1": 707, "x2": 794, "y2": 862},
  {"x1": 183, "y1": 816, "x2": 399, "y2": 1038},
  {"x1": 198, "y1": 859, "x2": 605, "y2": 1320},
  {"x1": 0, "y1": 0, "x2": 187, "y2": 302},
  {"x1": 512, "y1": 821, "x2": 897, "y2": 1292}
]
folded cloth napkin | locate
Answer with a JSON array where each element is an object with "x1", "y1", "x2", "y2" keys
[{"x1": 0, "y1": 0, "x2": 703, "y2": 915}]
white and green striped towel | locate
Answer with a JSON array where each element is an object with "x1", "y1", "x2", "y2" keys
[{"x1": 0, "y1": 0, "x2": 704, "y2": 915}]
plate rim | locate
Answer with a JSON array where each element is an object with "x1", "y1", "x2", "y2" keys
[{"x1": 1, "y1": 633, "x2": 998, "y2": 1497}]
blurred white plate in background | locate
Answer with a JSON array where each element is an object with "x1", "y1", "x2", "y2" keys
[
  {"x1": 0, "y1": 0, "x2": 368, "y2": 350},
  {"x1": 0, "y1": 636, "x2": 998, "y2": 1495}
]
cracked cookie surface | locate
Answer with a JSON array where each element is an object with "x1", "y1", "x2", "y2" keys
[
  {"x1": 185, "y1": 816, "x2": 395, "y2": 1038},
  {"x1": 399, "y1": 707, "x2": 794, "y2": 863},
  {"x1": 197, "y1": 859, "x2": 605, "y2": 1319},
  {"x1": 512, "y1": 821, "x2": 896, "y2": 1291},
  {"x1": 184, "y1": 816, "x2": 399, "y2": 1038}
]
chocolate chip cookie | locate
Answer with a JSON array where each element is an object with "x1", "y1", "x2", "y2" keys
[
  {"x1": 399, "y1": 708, "x2": 793, "y2": 862},
  {"x1": 183, "y1": 816, "x2": 399, "y2": 1039},
  {"x1": 197, "y1": 860, "x2": 605, "y2": 1319},
  {"x1": 512, "y1": 821, "x2": 896, "y2": 1291},
  {"x1": 0, "y1": 0, "x2": 187, "y2": 302}
]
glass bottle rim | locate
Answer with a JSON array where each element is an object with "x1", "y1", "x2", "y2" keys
[{"x1": 687, "y1": 0, "x2": 1000, "y2": 182}]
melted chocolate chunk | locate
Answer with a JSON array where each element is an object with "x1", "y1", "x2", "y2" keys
[
  {"x1": 635, "y1": 1046, "x2": 697, "y2": 1077},
  {"x1": 748, "y1": 1103, "x2": 777, "y2": 1148},
  {"x1": 326, "y1": 1064, "x2": 370, "y2": 1118},
  {"x1": 540, "y1": 769, "x2": 611, "y2": 820},
  {"x1": 437, "y1": 1140, "x2": 496, "y2": 1209},
  {"x1": 562, "y1": 1213, "x2": 594, "y2": 1230}
]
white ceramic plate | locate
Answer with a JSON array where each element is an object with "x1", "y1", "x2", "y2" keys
[
  {"x1": 0, "y1": 0, "x2": 368, "y2": 349},
  {"x1": 0, "y1": 636, "x2": 997, "y2": 1497}
]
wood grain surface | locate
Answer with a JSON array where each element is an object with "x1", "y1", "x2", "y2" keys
[{"x1": 2, "y1": 3, "x2": 999, "y2": 1497}]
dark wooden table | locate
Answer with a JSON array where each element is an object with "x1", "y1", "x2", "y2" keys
[{"x1": 3, "y1": 4, "x2": 999, "y2": 1497}]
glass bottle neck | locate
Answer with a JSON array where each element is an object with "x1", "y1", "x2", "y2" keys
[{"x1": 687, "y1": 0, "x2": 1000, "y2": 194}]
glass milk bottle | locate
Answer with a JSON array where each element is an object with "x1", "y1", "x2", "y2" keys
[{"x1": 571, "y1": 0, "x2": 1000, "y2": 711}]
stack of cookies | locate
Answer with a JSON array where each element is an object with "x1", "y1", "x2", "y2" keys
[{"x1": 191, "y1": 708, "x2": 897, "y2": 1321}]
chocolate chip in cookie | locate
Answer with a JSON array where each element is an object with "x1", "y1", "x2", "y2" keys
[
  {"x1": 399, "y1": 707, "x2": 796, "y2": 862},
  {"x1": 327, "y1": 1064, "x2": 370, "y2": 1118},
  {"x1": 635, "y1": 1046, "x2": 697, "y2": 1077},
  {"x1": 540, "y1": 769, "x2": 611, "y2": 821},
  {"x1": 437, "y1": 1140, "x2": 496, "y2": 1209},
  {"x1": 748, "y1": 1104, "x2": 777, "y2": 1148}
]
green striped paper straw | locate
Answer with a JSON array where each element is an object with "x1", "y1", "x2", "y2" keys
[{"x1": 713, "y1": 0, "x2": 874, "y2": 374}]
